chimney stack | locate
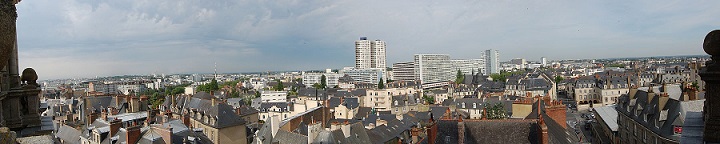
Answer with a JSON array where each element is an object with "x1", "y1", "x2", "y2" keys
[
  {"x1": 629, "y1": 85, "x2": 638, "y2": 99},
  {"x1": 659, "y1": 93, "x2": 670, "y2": 113},
  {"x1": 126, "y1": 125, "x2": 142, "y2": 144},
  {"x1": 110, "y1": 118, "x2": 122, "y2": 137},
  {"x1": 212, "y1": 98, "x2": 216, "y2": 107}
]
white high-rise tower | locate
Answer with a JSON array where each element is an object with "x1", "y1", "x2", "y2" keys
[
  {"x1": 484, "y1": 49, "x2": 500, "y2": 74},
  {"x1": 355, "y1": 37, "x2": 386, "y2": 69}
]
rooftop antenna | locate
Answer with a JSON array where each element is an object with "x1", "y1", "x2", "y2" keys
[{"x1": 214, "y1": 62, "x2": 217, "y2": 79}]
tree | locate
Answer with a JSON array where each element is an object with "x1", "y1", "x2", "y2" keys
[
  {"x1": 423, "y1": 95, "x2": 435, "y2": 104},
  {"x1": 209, "y1": 78, "x2": 219, "y2": 91},
  {"x1": 312, "y1": 83, "x2": 323, "y2": 90},
  {"x1": 554, "y1": 75, "x2": 564, "y2": 83},
  {"x1": 378, "y1": 79, "x2": 385, "y2": 89},
  {"x1": 485, "y1": 103, "x2": 507, "y2": 119},
  {"x1": 320, "y1": 75, "x2": 327, "y2": 89},
  {"x1": 455, "y1": 70, "x2": 465, "y2": 84},
  {"x1": 274, "y1": 79, "x2": 284, "y2": 91},
  {"x1": 255, "y1": 91, "x2": 261, "y2": 98},
  {"x1": 171, "y1": 87, "x2": 185, "y2": 95}
]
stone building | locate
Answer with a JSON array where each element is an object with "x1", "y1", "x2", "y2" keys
[
  {"x1": 615, "y1": 85, "x2": 703, "y2": 143},
  {"x1": 0, "y1": 0, "x2": 42, "y2": 132},
  {"x1": 162, "y1": 92, "x2": 248, "y2": 144}
]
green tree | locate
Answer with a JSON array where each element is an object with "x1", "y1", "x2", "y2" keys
[
  {"x1": 209, "y1": 78, "x2": 219, "y2": 91},
  {"x1": 554, "y1": 75, "x2": 564, "y2": 83},
  {"x1": 274, "y1": 80, "x2": 284, "y2": 91},
  {"x1": 320, "y1": 75, "x2": 327, "y2": 89},
  {"x1": 255, "y1": 91, "x2": 261, "y2": 98},
  {"x1": 423, "y1": 95, "x2": 435, "y2": 104},
  {"x1": 171, "y1": 87, "x2": 185, "y2": 95},
  {"x1": 312, "y1": 83, "x2": 322, "y2": 90},
  {"x1": 485, "y1": 103, "x2": 507, "y2": 119},
  {"x1": 455, "y1": 70, "x2": 465, "y2": 84},
  {"x1": 378, "y1": 79, "x2": 385, "y2": 89}
]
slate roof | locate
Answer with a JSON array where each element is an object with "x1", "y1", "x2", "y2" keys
[
  {"x1": 181, "y1": 97, "x2": 246, "y2": 128},
  {"x1": 56, "y1": 125, "x2": 81, "y2": 144},
  {"x1": 616, "y1": 86, "x2": 705, "y2": 142},
  {"x1": 435, "y1": 120, "x2": 539, "y2": 144},
  {"x1": 273, "y1": 130, "x2": 308, "y2": 144}
]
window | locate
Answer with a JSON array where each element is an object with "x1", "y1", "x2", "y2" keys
[{"x1": 473, "y1": 103, "x2": 477, "y2": 109}]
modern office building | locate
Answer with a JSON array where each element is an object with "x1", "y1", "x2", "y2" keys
[
  {"x1": 450, "y1": 59, "x2": 484, "y2": 76},
  {"x1": 485, "y1": 49, "x2": 500, "y2": 74},
  {"x1": 340, "y1": 67, "x2": 384, "y2": 84},
  {"x1": 355, "y1": 37, "x2": 386, "y2": 69},
  {"x1": 541, "y1": 57, "x2": 547, "y2": 67},
  {"x1": 302, "y1": 73, "x2": 341, "y2": 88},
  {"x1": 392, "y1": 62, "x2": 416, "y2": 81},
  {"x1": 415, "y1": 54, "x2": 453, "y2": 89}
]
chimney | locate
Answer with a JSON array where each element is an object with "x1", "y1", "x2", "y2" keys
[
  {"x1": 171, "y1": 95, "x2": 175, "y2": 106},
  {"x1": 212, "y1": 98, "x2": 216, "y2": 107},
  {"x1": 87, "y1": 112, "x2": 99, "y2": 126},
  {"x1": 101, "y1": 108, "x2": 108, "y2": 121},
  {"x1": 688, "y1": 87, "x2": 698, "y2": 101},
  {"x1": 126, "y1": 125, "x2": 142, "y2": 144},
  {"x1": 662, "y1": 83, "x2": 667, "y2": 93},
  {"x1": 629, "y1": 85, "x2": 638, "y2": 99},
  {"x1": 183, "y1": 115, "x2": 191, "y2": 128},
  {"x1": 658, "y1": 93, "x2": 670, "y2": 112},
  {"x1": 153, "y1": 126, "x2": 174, "y2": 144},
  {"x1": 114, "y1": 95, "x2": 122, "y2": 109},
  {"x1": 110, "y1": 118, "x2": 122, "y2": 136},
  {"x1": 458, "y1": 116, "x2": 465, "y2": 144},
  {"x1": 482, "y1": 107, "x2": 487, "y2": 120},
  {"x1": 411, "y1": 128, "x2": 420, "y2": 143},
  {"x1": 647, "y1": 87, "x2": 656, "y2": 102}
]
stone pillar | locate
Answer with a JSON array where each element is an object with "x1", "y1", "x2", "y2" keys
[{"x1": 700, "y1": 30, "x2": 720, "y2": 142}]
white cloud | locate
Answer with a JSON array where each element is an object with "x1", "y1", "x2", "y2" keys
[{"x1": 14, "y1": 0, "x2": 720, "y2": 79}]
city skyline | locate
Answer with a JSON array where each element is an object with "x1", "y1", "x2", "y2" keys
[{"x1": 17, "y1": 0, "x2": 719, "y2": 79}]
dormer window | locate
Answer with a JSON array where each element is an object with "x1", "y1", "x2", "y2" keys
[
  {"x1": 394, "y1": 100, "x2": 398, "y2": 106},
  {"x1": 473, "y1": 103, "x2": 477, "y2": 109},
  {"x1": 462, "y1": 103, "x2": 466, "y2": 108},
  {"x1": 674, "y1": 126, "x2": 683, "y2": 134}
]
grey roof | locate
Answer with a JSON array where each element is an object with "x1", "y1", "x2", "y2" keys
[
  {"x1": 455, "y1": 98, "x2": 484, "y2": 110},
  {"x1": 616, "y1": 86, "x2": 705, "y2": 142},
  {"x1": 56, "y1": 125, "x2": 81, "y2": 144},
  {"x1": 435, "y1": 120, "x2": 539, "y2": 144},
  {"x1": 330, "y1": 123, "x2": 371, "y2": 144},
  {"x1": 182, "y1": 97, "x2": 246, "y2": 128},
  {"x1": 259, "y1": 102, "x2": 293, "y2": 112},
  {"x1": 312, "y1": 130, "x2": 336, "y2": 144},
  {"x1": 593, "y1": 105, "x2": 619, "y2": 131},
  {"x1": 273, "y1": 130, "x2": 308, "y2": 144},
  {"x1": 193, "y1": 91, "x2": 216, "y2": 100}
]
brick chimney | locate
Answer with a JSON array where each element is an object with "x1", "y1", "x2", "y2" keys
[
  {"x1": 87, "y1": 112, "x2": 99, "y2": 126},
  {"x1": 629, "y1": 85, "x2": 638, "y2": 99},
  {"x1": 647, "y1": 86, "x2": 656, "y2": 102},
  {"x1": 110, "y1": 118, "x2": 122, "y2": 137},
  {"x1": 659, "y1": 93, "x2": 670, "y2": 113},
  {"x1": 126, "y1": 125, "x2": 142, "y2": 144},
  {"x1": 101, "y1": 108, "x2": 108, "y2": 121},
  {"x1": 153, "y1": 126, "x2": 174, "y2": 144},
  {"x1": 482, "y1": 107, "x2": 487, "y2": 120},
  {"x1": 183, "y1": 115, "x2": 191, "y2": 128},
  {"x1": 458, "y1": 116, "x2": 464, "y2": 144}
]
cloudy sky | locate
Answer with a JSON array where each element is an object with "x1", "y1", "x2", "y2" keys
[{"x1": 15, "y1": 0, "x2": 720, "y2": 80}]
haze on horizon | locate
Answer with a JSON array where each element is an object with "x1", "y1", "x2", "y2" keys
[{"x1": 15, "y1": 0, "x2": 720, "y2": 80}]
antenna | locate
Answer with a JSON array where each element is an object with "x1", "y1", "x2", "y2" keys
[{"x1": 214, "y1": 62, "x2": 217, "y2": 79}]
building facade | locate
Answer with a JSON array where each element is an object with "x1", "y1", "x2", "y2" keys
[
  {"x1": 415, "y1": 54, "x2": 452, "y2": 89},
  {"x1": 355, "y1": 37, "x2": 386, "y2": 69},
  {"x1": 392, "y1": 61, "x2": 416, "y2": 81},
  {"x1": 485, "y1": 49, "x2": 500, "y2": 74}
]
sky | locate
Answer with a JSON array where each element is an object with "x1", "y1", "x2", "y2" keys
[{"x1": 14, "y1": 0, "x2": 720, "y2": 80}]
